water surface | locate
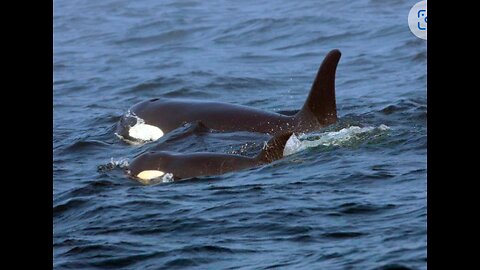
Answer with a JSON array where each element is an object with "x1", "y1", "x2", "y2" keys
[{"x1": 54, "y1": 0, "x2": 426, "y2": 269}]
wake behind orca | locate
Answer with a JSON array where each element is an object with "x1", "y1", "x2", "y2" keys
[{"x1": 116, "y1": 49, "x2": 341, "y2": 143}]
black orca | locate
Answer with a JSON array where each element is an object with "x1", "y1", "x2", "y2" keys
[
  {"x1": 127, "y1": 132, "x2": 294, "y2": 183},
  {"x1": 116, "y1": 49, "x2": 341, "y2": 143}
]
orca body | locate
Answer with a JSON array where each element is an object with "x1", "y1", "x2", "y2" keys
[
  {"x1": 127, "y1": 132, "x2": 293, "y2": 183},
  {"x1": 116, "y1": 49, "x2": 341, "y2": 143}
]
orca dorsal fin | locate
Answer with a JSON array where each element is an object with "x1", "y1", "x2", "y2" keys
[
  {"x1": 256, "y1": 132, "x2": 294, "y2": 163},
  {"x1": 299, "y1": 49, "x2": 341, "y2": 126}
]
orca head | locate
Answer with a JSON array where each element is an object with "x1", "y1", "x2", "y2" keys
[
  {"x1": 127, "y1": 151, "x2": 173, "y2": 184},
  {"x1": 115, "y1": 110, "x2": 164, "y2": 144}
]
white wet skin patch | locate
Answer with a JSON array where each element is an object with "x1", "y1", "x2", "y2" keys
[
  {"x1": 137, "y1": 170, "x2": 165, "y2": 180},
  {"x1": 117, "y1": 110, "x2": 164, "y2": 143},
  {"x1": 136, "y1": 170, "x2": 174, "y2": 185},
  {"x1": 128, "y1": 123, "x2": 164, "y2": 142}
]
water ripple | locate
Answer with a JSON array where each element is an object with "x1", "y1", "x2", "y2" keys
[{"x1": 54, "y1": 0, "x2": 427, "y2": 269}]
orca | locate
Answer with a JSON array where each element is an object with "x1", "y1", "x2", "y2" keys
[
  {"x1": 127, "y1": 132, "x2": 294, "y2": 183},
  {"x1": 116, "y1": 49, "x2": 341, "y2": 143}
]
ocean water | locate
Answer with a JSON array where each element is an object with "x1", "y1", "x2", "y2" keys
[{"x1": 53, "y1": 0, "x2": 427, "y2": 269}]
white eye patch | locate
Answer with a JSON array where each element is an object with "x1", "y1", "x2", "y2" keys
[
  {"x1": 136, "y1": 170, "x2": 174, "y2": 185},
  {"x1": 137, "y1": 170, "x2": 165, "y2": 180},
  {"x1": 129, "y1": 123, "x2": 164, "y2": 141}
]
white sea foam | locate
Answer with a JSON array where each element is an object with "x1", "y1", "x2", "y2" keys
[{"x1": 283, "y1": 125, "x2": 390, "y2": 156}]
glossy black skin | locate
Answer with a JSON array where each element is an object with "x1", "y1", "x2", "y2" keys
[
  {"x1": 116, "y1": 49, "x2": 341, "y2": 141},
  {"x1": 128, "y1": 151, "x2": 261, "y2": 180},
  {"x1": 127, "y1": 131, "x2": 293, "y2": 181},
  {"x1": 126, "y1": 98, "x2": 301, "y2": 134}
]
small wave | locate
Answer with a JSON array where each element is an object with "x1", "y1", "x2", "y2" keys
[
  {"x1": 412, "y1": 51, "x2": 427, "y2": 63},
  {"x1": 205, "y1": 76, "x2": 276, "y2": 90},
  {"x1": 179, "y1": 245, "x2": 235, "y2": 254},
  {"x1": 337, "y1": 202, "x2": 396, "y2": 215},
  {"x1": 53, "y1": 198, "x2": 89, "y2": 215},
  {"x1": 90, "y1": 251, "x2": 165, "y2": 269},
  {"x1": 373, "y1": 264, "x2": 414, "y2": 270},
  {"x1": 127, "y1": 76, "x2": 184, "y2": 93},
  {"x1": 97, "y1": 158, "x2": 130, "y2": 172},
  {"x1": 274, "y1": 30, "x2": 369, "y2": 51},
  {"x1": 379, "y1": 99, "x2": 426, "y2": 115},
  {"x1": 55, "y1": 180, "x2": 117, "y2": 201},
  {"x1": 322, "y1": 231, "x2": 366, "y2": 239},
  {"x1": 62, "y1": 139, "x2": 111, "y2": 153},
  {"x1": 284, "y1": 124, "x2": 390, "y2": 156},
  {"x1": 287, "y1": 234, "x2": 314, "y2": 242},
  {"x1": 114, "y1": 27, "x2": 211, "y2": 46},
  {"x1": 163, "y1": 87, "x2": 213, "y2": 98},
  {"x1": 164, "y1": 258, "x2": 202, "y2": 268}
]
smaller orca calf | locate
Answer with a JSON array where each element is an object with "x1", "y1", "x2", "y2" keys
[
  {"x1": 116, "y1": 49, "x2": 341, "y2": 143},
  {"x1": 127, "y1": 132, "x2": 294, "y2": 183}
]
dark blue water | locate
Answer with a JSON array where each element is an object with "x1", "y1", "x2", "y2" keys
[{"x1": 53, "y1": 0, "x2": 426, "y2": 269}]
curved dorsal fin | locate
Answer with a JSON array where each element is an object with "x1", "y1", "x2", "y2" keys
[{"x1": 299, "y1": 49, "x2": 341, "y2": 126}]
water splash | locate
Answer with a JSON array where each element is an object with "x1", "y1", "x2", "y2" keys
[
  {"x1": 97, "y1": 158, "x2": 130, "y2": 172},
  {"x1": 284, "y1": 125, "x2": 390, "y2": 156}
]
